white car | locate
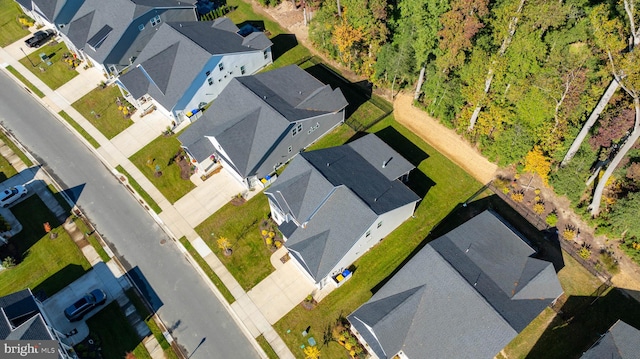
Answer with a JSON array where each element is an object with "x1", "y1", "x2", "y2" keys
[{"x1": 0, "y1": 185, "x2": 27, "y2": 207}]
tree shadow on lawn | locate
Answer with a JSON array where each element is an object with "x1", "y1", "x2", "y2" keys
[
  {"x1": 32, "y1": 263, "x2": 87, "y2": 299},
  {"x1": 269, "y1": 33, "x2": 298, "y2": 61},
  {"x1": 526, "y1": 288, "x2": 640, "y2": 359},
  {"x1": 303, "y1": 63, "x2": 372, "y2": 119},
  {"x1": 370, "y1": 193, "x2": 566, "y2": 295}
]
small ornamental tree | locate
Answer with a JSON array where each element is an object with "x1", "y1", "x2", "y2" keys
[
  {"x1": 217, "y1": 236, "x2": 232, "y2": 256},
  {"x1": 546, "y1": 212, "x2": 558, "y2": 227},
  {"x1": 303, "y1": 345, "x2": 321, "y2": 359},
  {"x1": 523, "y1": 146, "x2": 552, "y2": 185},
  {"x1": 533, "y1": 202, "x2": 545, "y2": 215}
]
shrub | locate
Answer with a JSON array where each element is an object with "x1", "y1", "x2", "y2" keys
[
  {"x1": 599, "y1": 250, "x2": 620, "y2": 274},
  {"x1": 533, "y1": 202, "x2": 545, "y2": 215},
  {"x1": 546, "y1": 212, "x2": 558, "y2": 227},
  {"x1": 303, "y1": 346, "x2": 321, "y2": 359},
  {"x1": 265, "y1": 237, "x2": 273, "y2": 246},
  {"x1": 563, "y1": 225, "x2": 577, "y2": 241},
  {"x1": 217, "y1": 236, "x2": 231, "y2": 251},
  {"x1": 579, "y1": 244, "x2": 591, "y2": 259},
  {"x1": 511, "y1": 190, "x2": 524, "y2": 202},
  {"x1": 2, "y1": 257, "x2": 16, "y2": 268}
]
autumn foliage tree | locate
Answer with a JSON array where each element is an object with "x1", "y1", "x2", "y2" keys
[{"x1": 523, "y1": 146, "x2": 552, "y2": 185}]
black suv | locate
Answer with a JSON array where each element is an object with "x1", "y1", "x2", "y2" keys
[
  {"x1": 25, "y1": 29, "x2": 55, "y2": 48},
  {"x1": 64, "y1": 289, "x2": 107, "y2": 322}
]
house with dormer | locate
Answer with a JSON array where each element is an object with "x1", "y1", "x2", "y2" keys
[
  {"x1": 581, "y1": 320, "x2": 640, "y2": 359},
  {"x1": 179, "y1": 65, "x2": 348, "y2": 188},
  {"x1": 347, "y1": 210, "x2": 564, "y2": 359},
  {"x1": 116, "y1": 17, "x2": 272, "y2": 124},
  {"x1": 0, "y1": 289, "x2": 74, "y2": 359},
  {"x1": 264, "y1": 134, "x2": 420, "y2": 289},
  {"x1": 57, "y1": 0, "x2": 197, "y2": 77},
  {"x1": 14, "y1": 0, "x2": 80, "y2": 29}
]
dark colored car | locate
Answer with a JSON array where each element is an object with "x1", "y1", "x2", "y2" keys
[
  {"x1": 24, "y1": 29, "x2": 55, "y2": 48},
  {"x1": 64, "y1": 289, "x2": 107, "y2": 322}
]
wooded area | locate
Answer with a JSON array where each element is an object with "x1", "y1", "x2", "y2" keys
[{"x1": 299, "y1": 0, "x2": 640, "y2": 261}]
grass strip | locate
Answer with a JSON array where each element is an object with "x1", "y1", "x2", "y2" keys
[
  {"x1": 256, "y1": 335, "x2": 279, "y2": 359},
  {"x1": 179, "y1": 237, "x2": 235, "y2": 304},
  {"x1": 58, "y1": 110, "x2": 100, "y2": 148},
  {"x1": 5, "y1": 65, "x2": 45, "y2": 98},
  {"x1": 116, "y1": 165, "x2": 162, "y2": 214}
]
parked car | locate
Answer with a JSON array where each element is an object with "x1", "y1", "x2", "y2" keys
[
  {"x1": 0, "y1": 185, "x2": 27, "y2": 208},
  {"x1": 64, "y1": 289, "x2": 107, "y2": 322},
  {"x1": 24, "y1": 29, "x2": 55, "y2": 48}
]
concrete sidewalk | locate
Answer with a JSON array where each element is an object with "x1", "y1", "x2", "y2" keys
[{"x1": 1, "y1": 34, "x2": 297, "y2": 359}]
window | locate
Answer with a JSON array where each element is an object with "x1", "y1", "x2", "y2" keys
[
  {"x1": 377, "y1": 221, "x2": 382, "y2": 228},
  {"x1": 365, "y1": 230, "x2": 371, "y2": 237},
  {"x1": 288, "y1": 146, "x2": 292, "y2": 153},
  {"x1": 138, "y1": 24, "x2": 145, "y2": 31},
  {"x1": 150, "y1": 15, "x2": 161, "y2": 27},
  {"x1": 263, "y1": 50, "x2": 268, "y2": 59},
  {"x1": 292, "y1": 123, "x2": 303, "y2": 136},
  {"x1": 207, "y1": 78, "x2": 213, "y2": 86},
  {"x1": 240, "y1": 66, "x2": 246, "y2": 75},
  {"x1": 205, "y1": 70, "x2": 211, "y2": 76},
  {"x1": 218, "y1": 62, "x2": 224, "y2": 71}
]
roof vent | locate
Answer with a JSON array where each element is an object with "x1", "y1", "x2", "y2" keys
[
  {"x1": 263, "y1": 95, "x2": 267, "y2": 100},
  {"x1": 179, "y1": 23, "x2": 183, "y2": 27}
]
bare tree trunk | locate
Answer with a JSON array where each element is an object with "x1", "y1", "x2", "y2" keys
[
  {"x1": 589, "y1": 97, "x2": 640, "y2": 216},
  {"x1": 414, "y1": 66, "x2": 426, "y2": 100},
  {"x1": 337, "y1": 0, "x2": 341, "y2": 17},
  {"x1": 623, "y1": 0, "x2": 639, "y2": 46},
  {"x1": 468, "y1": 0, "x2": 526, "y2": 131},
  {"x1": 561, "y1": 78, "x2": 620, "y2": 166}
]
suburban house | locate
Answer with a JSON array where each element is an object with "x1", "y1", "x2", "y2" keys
[
  {"x1": 116, "y1": 17, "x2": 273, "y2": 124},
  {"x1": 581, "y1": 320, "x2": 640, "y2": 358},
  {"x1": 264, "y1": 134, "x2": 420, "y2": 289},
  {"x1": 179, "y1": 65, "x2": 348, "y2": 188},
  {"x1": 0, "y1": 289, "x2": 74, "y2": 358},
  {"x1": 14, "y1": 0, "x2": 82, "y2": 29},
  {"x1": 347, "y1": 210, "x2": 564, "y2": 359},
  {"x1": 56, "y1": 0, "x2": 197, "y2": 77}
]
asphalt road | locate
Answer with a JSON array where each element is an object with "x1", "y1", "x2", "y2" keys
[{"x1": 0, "y1": 71, "x2": 259, "y2": 359}]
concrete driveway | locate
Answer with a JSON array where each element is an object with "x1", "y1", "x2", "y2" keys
[{"x1": 41, "y1": 262, "x2": 128, "y2": 345}]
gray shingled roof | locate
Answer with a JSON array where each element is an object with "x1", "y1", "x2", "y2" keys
[
  {"x1": 348, "y1": 210, "x2": 563, "y2": 359},
  {"x1": 119, "y1": 19, "x2": 271, "y2": 114},
  {"x1": 582, "y1": 320, "x2": 640, "y2": 359},
  {"x1": 61, "y1": 0, "x2": 194, "y2": 63},
  {"x1": 301, "y1": 135, "x2": 420, "y2": 215},
  {"x1": 0, "y1": 289, "x2": 55, "y2": 341},
  {"x1": 285, "y1": 186, "x2": 377, "y2": 281},
  {"x1": 347, "y1": 134, "x2": 414, "y2": 181},
  {"x1": 264, "y1": 134, "x2": 419, "y2": 281},
  {"x1": 179, "y1": 65, "x2": 348, "y2": 178}
]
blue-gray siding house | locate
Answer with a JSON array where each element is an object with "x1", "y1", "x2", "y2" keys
[
  {"x1": 347, "y1": 210, "x2": 564, "y2": 359},
  {"x1": 265, "y1": 134, "x2": 420, "y2": 290},
  {"x1": 116, "y1": 17, "x2": 272, "y2": 125},
  {"x1": 57, "y1": 0, "x2": 197, "y2": 77},
  {"x1": 179, "y1": 65, "x2": 348, "y2": 188}
]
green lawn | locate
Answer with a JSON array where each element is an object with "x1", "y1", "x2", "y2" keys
[
  {"x1": 58, "y1": 110, "x2": 101, "y2": 148},
  {"x1": 306, "y1": 123, "x2": 356, "y2": 151},
  {"x1": 194, "y1": 195, "x2": 274, "y2": 291},
  {"x1": 129, "y1": 135, "x2": 195, "y2": 204},
  {"x1": 225, "y1": 0, "x2": 311, "y2": 69},
  {"x1": 5, "y1": 65, "x2": 45, "y2": 98},
  {"x1": 86, "y1": 302, "x2": 151, "y2": 359},
  {"x1": 271, "y1": 116, "x2": 482, "y2": 358},
  {"x1": 116, "y1": 165, "x2": 162, "y2": 214},
  {"x1": 72, "y1": 85, "x2": 134, "y2": 139},
  {"x1": 256, "y1": 335, "x2": 279, "y2": 359},
  {"x1": 71, "y1": 216, "x2": 111, "y2": 263},
  {"x1": 0, "y1": 0, "x2": 30, "y2": 47},
  {"x1": 0, "y1": 196, "x2": 91, "y2": 297},
  {"x1": 18, "y1": 41, "x2": 79, "y2": 90},
  {"x1": 179, "y1": 237, "x2": 235, "y2": 304}
]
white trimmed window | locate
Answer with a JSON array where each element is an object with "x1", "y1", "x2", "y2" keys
[{"x1": 150, "y1": 15, "x2": 161, "y2": 27}]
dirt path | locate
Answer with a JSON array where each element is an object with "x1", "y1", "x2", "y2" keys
[{"x1": 393, "y1": 93, "x2": 497, "y2": 183}]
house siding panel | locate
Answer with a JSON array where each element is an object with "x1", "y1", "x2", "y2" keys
[
  {"x1": 321, "y1": 201, "x2": 418, "y2": 284},
  {"x1": 253, "y1": 111, "x2": 345, "y2": 179}
]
